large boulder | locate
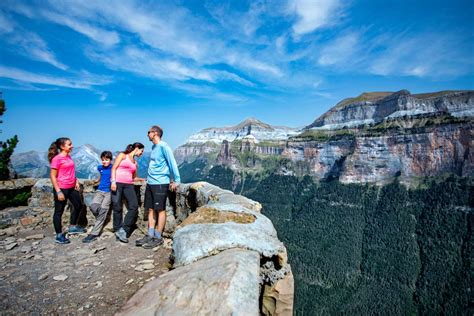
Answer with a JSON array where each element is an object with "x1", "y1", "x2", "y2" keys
[{"x1": 117, "y1": 248, "x2": 260, "y2": 316}]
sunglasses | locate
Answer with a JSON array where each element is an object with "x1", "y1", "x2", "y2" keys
[{"x1": 147, "y1": 130, "x2": 155, "y2": 134}]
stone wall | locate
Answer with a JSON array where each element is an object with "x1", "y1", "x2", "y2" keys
[{"x1": 1, "y1": 178, "x2": 294, "y2": 315}]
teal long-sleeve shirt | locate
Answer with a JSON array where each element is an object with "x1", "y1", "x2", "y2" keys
[{"x1": 147, "y1": 141, "x2": 181, "y2": 185}]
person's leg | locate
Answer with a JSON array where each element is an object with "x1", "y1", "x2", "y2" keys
[
  {"x1": 154, "y1": 184, "x2": 169, "y2": 237},
  {"x1": 90, "y1": 191, "x2": 110, "y2": 236},
  {"x1": 111, "y1": 184, "x2": 124, "y2": 232},
  {"x1": 89, "y1": 192, "x2": 104, "y2": 217},
  {"x1": 52, "y1": 191, "x2": 67, "y2": 234},
  {"x1": 122, "y1": 184, "x2": 139, "y2": 236},
  {"x1": 68, "y1": 189, "x2": 83, "y2": 226},
  {"x1": 156, "y1": 210, "x2": 166, "y2": 235},
  {"x1": 143, "y1": 184, "x2": 155, "y2": 236}
]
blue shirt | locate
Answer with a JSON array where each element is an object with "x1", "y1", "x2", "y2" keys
[
  {"x1": 97, "y1": 165, "x2": 112, "y2": 192},
  {"x1": 147, "y1": 141, "x2": 181, "y2": 185}
]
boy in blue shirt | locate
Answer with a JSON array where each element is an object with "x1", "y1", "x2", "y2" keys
[
  {"x1": 136, "y1": 125, "x2": 180, "y2": 249},
  {"x1": 83, "y1": 151, "x2": 113, "y2": 243}
]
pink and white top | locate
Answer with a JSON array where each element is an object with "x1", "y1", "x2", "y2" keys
[
  {"x1": 115, "y1": 154, "x2": 137, "y2": 184},
  {"x1": 50, "y1": 154, "x2": 77, "y2": 189}
]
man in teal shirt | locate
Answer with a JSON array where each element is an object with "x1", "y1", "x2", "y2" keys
[{"x1": 137, "y1": 125, "x2": 181, "y2": 248}]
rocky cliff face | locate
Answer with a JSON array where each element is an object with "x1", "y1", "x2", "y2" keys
[
  {"x1": 305, "y1": 90, "x2": 473, "y2": 130},
  {"x1": 185, "y1": 117, "x2": 299, "y2": 144},
  {"x1": 177, "y1": 90, "x2": 474, "y2": 185}
]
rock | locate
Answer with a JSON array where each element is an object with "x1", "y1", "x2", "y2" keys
[
  {"x1": 0, "y1": 178, "x2": 37, "y2": 190},
  {"x1": 4, "y1": 237, "x2": 16, "y2": 243},
  {"x1": 91, "y1": 246, "x2": 106, "y2": 254},
  {"x1": 20, "y1": 246, "x2": 32, "y2": 253},
  {"x1": 118, "y1": 249, "x2": 260, "y2": 316},
  {"x1": 38, "y1": 273, "x2": 48, "y2": 281},
  {"x1": 20, "y1": 217, "x2": 35, "y2": 226},
  {"x1": 53, "y1": 274, "x2": 68, "y2": 281},
  {"x1": 172, "y1": 204, "x2": 287, "y2": 270},
  {"x1": 125, "y1": 279, "x2": 134, "y2": 285},
  {"x1": 95, "y1": 281, "x2": 103, "y2": 288},
  {"x1": 3, "y1": 226, "x2": 18, "y2": 236},
  {"x1": 262, "y1": 269, "x2": 294, "y2": 316},
  {"x1": 134, "y1": 263, "x2": 155, "y2": 272},
  {"x1": 26, "y1": 234, "x2": 44, "y2": 240},
  {"x1": 5, "y1": 242, "x2": 17, "y2": 251},
  {"x1": 137, "y1": 259, "x2": 154, "y2": 264},
  {"x1": 93, "y1": 261, "x2": 102, "y2": 266}
]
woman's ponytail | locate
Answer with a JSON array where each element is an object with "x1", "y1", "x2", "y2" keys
[
  {"x1": 123, "y1": 142, "x2": 144, "y2": 154},
  {"x1": 48, "y1": 137, "x2": 70, "y2": 162},
  {"x1": 123, "y1": 144, "x2": 134, "y2": 154}
]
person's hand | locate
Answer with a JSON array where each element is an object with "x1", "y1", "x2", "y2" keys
[
  {"x1": 75, "y1": 182, "x2": 81, "y2": 191},
  {"x1": 170, "y1": 182, "x2": 178, "y2": 192},
  {"x1": 57, "y1": 191, "x2": 65, "y2": 201},
  {"x1": 111, "y1": 182, "x2": 117, "y2": 192}
]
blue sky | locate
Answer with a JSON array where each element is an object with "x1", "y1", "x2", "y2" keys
[{"x1": 1, "y1": 0, "x2": 473, "y2": 152}]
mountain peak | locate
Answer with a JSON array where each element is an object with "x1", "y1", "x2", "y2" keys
[{"x1": 235, "y1": 117, "x2": 272, "y2": 130}]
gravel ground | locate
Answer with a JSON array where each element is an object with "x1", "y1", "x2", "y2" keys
[{"x1": 0, "y1": 225, "x2": 172, "y2": 315}]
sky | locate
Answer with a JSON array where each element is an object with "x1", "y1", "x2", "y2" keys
[{"x1": 0, "y1": 0, "x2": 473, "y2": 153}]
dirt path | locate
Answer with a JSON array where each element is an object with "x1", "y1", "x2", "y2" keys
[{"x1": 0, "y1": 225, "x2": 172, "y2": 315}]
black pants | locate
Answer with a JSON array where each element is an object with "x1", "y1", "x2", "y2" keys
[
  {"x1": 111, "y1": 183, "x2": 139, "y2": 235},
  {"x1": 53, "y1": 188, "x2": 83, "y2": 234}
]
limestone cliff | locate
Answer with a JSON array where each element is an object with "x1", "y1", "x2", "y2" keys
[
  {"x1": 176, "y1": 90, "x2": 473, "y2": 185},
  {"x1": 305, "y1": 90, "x2": 473, "y2": 130}
]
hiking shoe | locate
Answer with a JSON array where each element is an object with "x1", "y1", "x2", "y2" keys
[
  {"x1": 135, "y1": 235, "x2": 152, "y2": 247},
  {"x1": 82, "y1": 234, "x2": 99, "y2": 243},
  {"x1": 55, "y1": 233, "x2": 71, "y2": 244},
  {"x1": 115, "y1": 228, "x2": 128, "y2": 243},
  {"x1": 68, "y1": 226, "x2": 86, "y2": 234},
  {"x1": 142, "y1": 237, "x2": 163, "y2": 249}
]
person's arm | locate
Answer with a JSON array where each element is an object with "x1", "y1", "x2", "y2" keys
[
  {"x1": 94, "y1": 174, "x2": 101, "y2": 186},
  {"x1": 163, "y1": 145, "x2": 181, "y2": 191},
  {"x1": 50, "y1": 168, "x2": 65, "y2": 201},
  {"x1": 111, "y1": 153, "x2": 125, "y2": 191}
]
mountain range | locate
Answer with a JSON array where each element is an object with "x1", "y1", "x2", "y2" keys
[{"x1": 12, "y1": 89, "x2": 473, "y2": 184}]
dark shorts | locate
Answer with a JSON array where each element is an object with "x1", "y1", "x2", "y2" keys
[{"x1": 144, "y1": 184, "x2": 169, "y2": 212}]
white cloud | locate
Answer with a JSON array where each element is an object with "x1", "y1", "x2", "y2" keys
[
  {"x1": 288, "y1": 0, "x2": 344, "y2": 36},
  {"x1": 40, "y1": 10, "x2": 120, "y2": 47},
  {"x1": 0, "y1": 11, "x2": 67, "y2": 70},
  {"x1": 0, "y1": 66, "x2": 112, "y2": 89},
  {"x1": 369, "y1": 33, "x2": 473, "y2": 78},
  {"x1": 87, "y1": 46, "x2": 255, "y2": 86},
  {"x1": 318, "y1": 32, "x2": 360, "y2": 66}
]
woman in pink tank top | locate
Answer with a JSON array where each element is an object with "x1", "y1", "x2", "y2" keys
[
  {"x1": 111, "y1": 142, "x2": 145, "y2": 243},
  {"x1": 48, "y1": 137, "x2": 85, "y2": 244}
]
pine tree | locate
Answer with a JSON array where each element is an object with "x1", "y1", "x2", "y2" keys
[{"x1": 0, "y1": 93, "x2": 18, "y2": 180}]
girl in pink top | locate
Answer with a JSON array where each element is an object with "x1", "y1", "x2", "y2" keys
[
  {"x1": 111, "y1": 142, "x2": 145, "y2": 243},
  {"x1": 48, "y1": 137, "x2": 85, "y2": 244}
]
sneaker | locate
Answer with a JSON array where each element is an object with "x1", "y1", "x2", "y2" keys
[
  {"x1": 55, "y1": 233, "x2": 71, "y2": 244},
  {"x1": 68, "y1": 226, "x2": 87, "y2": 234},
  {"x1": 115, "y1": 228, "x2": 128, "y2": 243},
  {"x1": 135, "y1": 235, "x2": 152, "y2": 247},
  {"x1": 142, "y1": 237, "x2": 163, "y2": 249},
  {"x1": 82, "y1": 234, "x2": 99, "y2": 243}
]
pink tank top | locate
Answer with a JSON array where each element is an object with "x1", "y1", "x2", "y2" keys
[{"x1": 115, "y1": 154, "x2": 137, "y2": 184}]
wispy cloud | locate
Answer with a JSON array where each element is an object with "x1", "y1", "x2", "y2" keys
[
  {"x1": 40, "y1": 10, "x2": 120, "y2": 47},
  {"x1": 0, "y1": 11, "x2": 67, "y2": 70},
  {"x1": 87, "y1": 46, "x2": 255, "y2": 87},
  {"x1": 318, "y1": 32, "x2": 360, "y2": 66},
  {"x1": 368, "y1": 32, "x2": 473, "y2": 78},
  {"x1": 288, "y1": 0, "x2": 345, "y2": 37},
  {"x1": 0, "y1": 66, "x2": 112, "y2": 89}
]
